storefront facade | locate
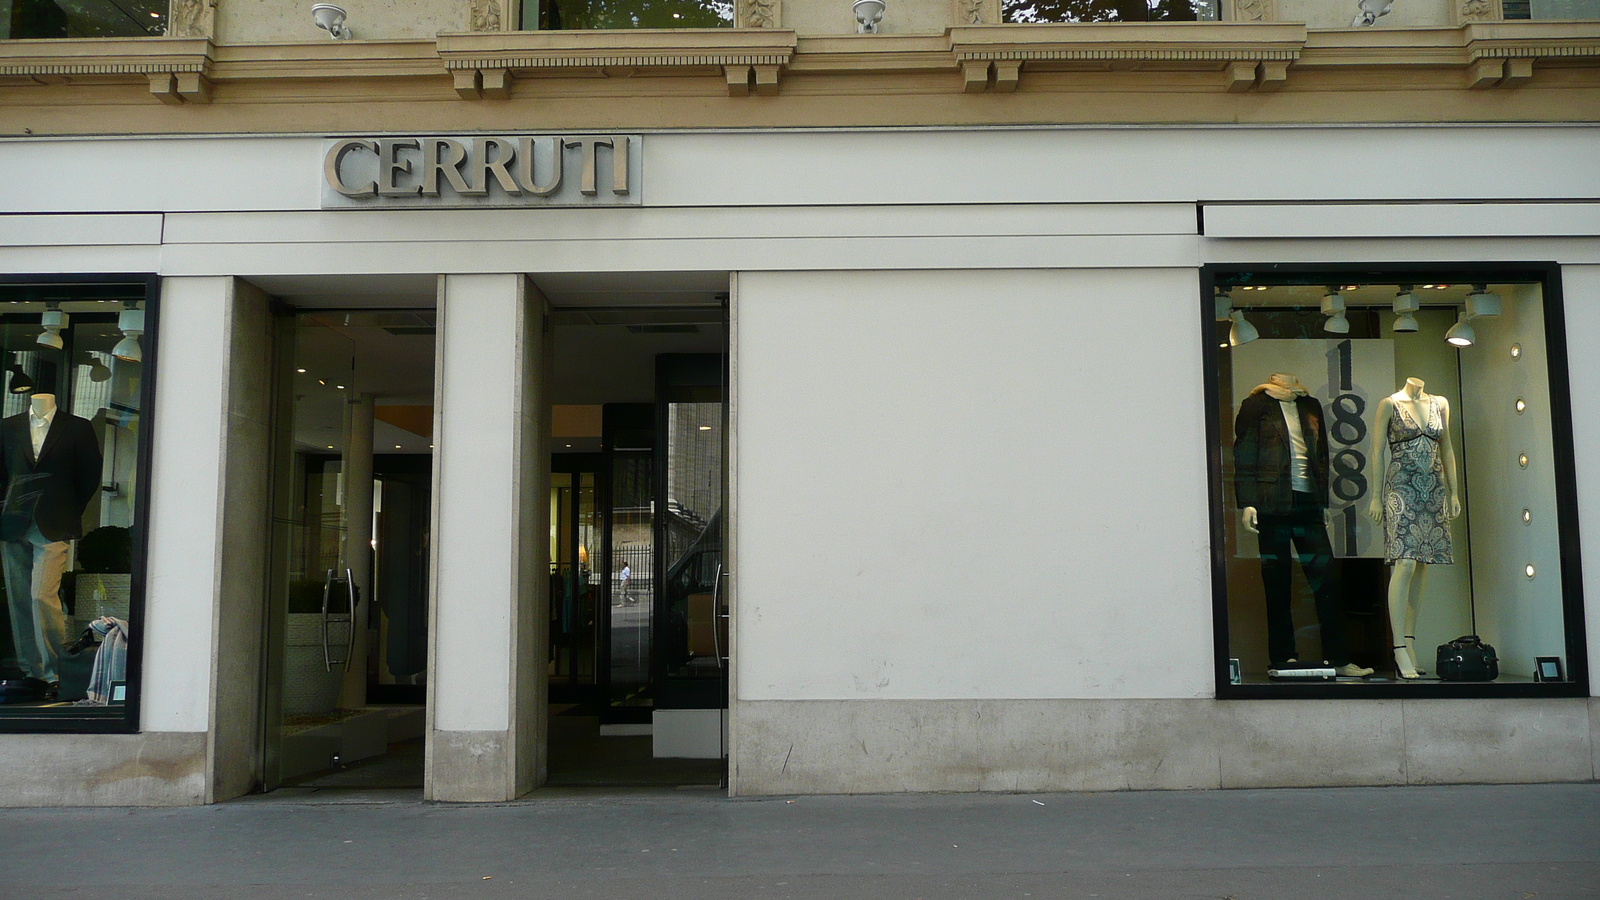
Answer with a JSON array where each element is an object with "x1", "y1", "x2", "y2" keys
[{"x1": 2, "y1": 4, "x2": 1600, "y2": 805}]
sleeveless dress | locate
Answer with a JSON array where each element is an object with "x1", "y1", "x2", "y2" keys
[{"x1": 1383, "y1": 395, "x2": 1454, "y2": 564}]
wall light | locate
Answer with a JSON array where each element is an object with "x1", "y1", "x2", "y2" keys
[
  {"x1": 853, "y1": 0, "x2": 885, "y2": 33},
  {"x1": 37, "y1": 302, "x2": 68, "y2": 350},
  {"x1": 1228, "y1": 309, "x2": 1258, "y2": 347},
  {"x1": 1510, "y1": 342, "x2": 1522, "y2": 359},
  {"x1": 1522, "y1": 508, "x2": 1532, "y2": 525},
  {"x1": 1525, "y1": 564, "x2": 1536, "y2": 579},
  {"x1": 1321, "y1": 289, "x2": 1349, "y2": 334},
  {"x1": 1518, "y1": 452, "x2": 1529, "y2": 468},
  {"x1": 312, "y1": 3, "x2": 352, "y2": 39},
  {"x1": 113, "y1": 302, "x2": 144, "y2": 362},
  {"x1": 1391, "y1": 287, "x2": 1419, "y2": 333},
  {"x1": 1515, "y1": 398, "x2": 1526, "y2": 414}
]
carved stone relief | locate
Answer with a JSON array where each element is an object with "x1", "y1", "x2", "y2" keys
[
  {"x1": 1232, "y1": 0, "x2": 1274, "y2": 21},
  {"x1": 168, "y1": 0, "x2": 215, "y2": 37},
  {"x1": 1459, "y1": 0, "x2": 1498, "y2": 21},
  {"x1": 737, "y1": 0, "x2": 782, "y2": 28},
  {"x1": 471, "y1": 0, "x2": 504, "y2": 31},
  {"x1": 952, "y1": 0, "x2": 1000, "y2": 25}
]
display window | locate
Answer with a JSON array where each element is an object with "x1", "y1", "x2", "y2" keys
[
  {"x1": 1202, "y1": 264, "x2": 1587, "y2": 697},
  {"x1": 0, "y1": 276, "x2": 155, "y2": 731}
]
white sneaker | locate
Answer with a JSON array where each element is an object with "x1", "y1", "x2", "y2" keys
[{"x1": 1336, "y1": 663, "x2": 1375, "y2": 677}]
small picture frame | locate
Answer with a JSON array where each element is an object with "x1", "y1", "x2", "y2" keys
[
  {"x1": 1533, "y1": 657, "x2": 1564, "y2": 683},
  {"x1": 1228, "y1": 658, "x2": 1242, "y2": 685}
]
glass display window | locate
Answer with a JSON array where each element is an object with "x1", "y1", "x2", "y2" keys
[
  {"x1": 0, "y1": 276, "x2": 157, "y2": 731},
  {"x1": 1202, "y1": 264, "x2": 1587, "y2": 697}
]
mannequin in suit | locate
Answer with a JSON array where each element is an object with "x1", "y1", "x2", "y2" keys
[
  {"x1": 1, "y1": 392, "x2": 103, "y2": 693},
  {"x1": 1234, "y1": 373, "x2": 1372, "y2": 678}
]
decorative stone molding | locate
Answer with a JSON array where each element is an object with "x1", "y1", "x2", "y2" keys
[
  {"x1": 1230, "y1": 0, "x2": 1275, "y2": 22},
  {"x1": 437, "y1": 29, "x2": 798, "y2": 98},
  {"x1": 169, "y1": 0, "x2": 216, "y2": 38},
  {"x1": 737, "y1": 0, "x2": 782, "y2": 28},
  {"x1": 470, "y1": 0, "x2": 507, "y2": 32},
  {"x1": 0, "y1": 37, "x2": 213, "y2": 103},
  {"x1": 952, "y1": 0, "x2": 1000, "y2": 26},
  {"x1": 1462, "y1": 21, "x2": 1600, "y2": 87},
  {"x1": 1456, "y1": 0, "x2": 1499, "y2": 24},
  {"x1": 949, "y1": 22, "x2": 1307, "y2": 92}
]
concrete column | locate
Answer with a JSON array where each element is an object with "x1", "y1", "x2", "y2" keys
[
  {"x1": 338, "y1": 392, "x2": 374, "y2": 710},
  {"x1": 425, "y1": 274, "x2": 549, "y2": 802}
]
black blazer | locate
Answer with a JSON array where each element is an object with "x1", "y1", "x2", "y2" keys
[
  {"x1": 1232, "y1": 392, "x2": 1330, "y2": 515},
  {"x1": 0, "y1": 411, "x2": 103, "y2": 543}
]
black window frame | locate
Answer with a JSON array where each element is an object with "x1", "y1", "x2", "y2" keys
[
  {"x1": 0, "y1": 273, "x2": 159, "y2": 734},
  {"x1": 1200, "y1": 261, "x2": 1590, "y2": 700}
]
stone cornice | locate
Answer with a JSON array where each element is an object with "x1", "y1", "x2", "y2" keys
[
  {"x1": 1, "y1": 20, "x2": 1598, "y2": 109},
  {"x1": 948, "y1": 22, "x2": 1309, "y2": 63},
  {"x1": 0, "y1": 37, "x2": 213, "y2": 75}
]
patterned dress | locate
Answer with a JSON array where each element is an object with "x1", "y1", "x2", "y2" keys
[{"x1": 1383, "y1": 394, "x2": 1454, "y2": 564}]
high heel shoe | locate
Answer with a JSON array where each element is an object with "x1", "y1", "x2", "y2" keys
[
  {"x1": 1393, "y1": 646, "x2": 1420, "y2": 680},
  {"x1": 1404, "y1": 635, "x2": 1427, "y2": 675}
]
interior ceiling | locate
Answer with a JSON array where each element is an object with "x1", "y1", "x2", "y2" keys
[
  {"x1": 245, "y1": 271, "x2": 729, "y2": 310},
  {"x1": 1226, "y1": 282, "x2": 1522, "y2": 308},
  {"x1": 274, "y1": 273, "x2": 728, "y2": 455}
]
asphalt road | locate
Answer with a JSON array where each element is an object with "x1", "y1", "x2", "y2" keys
[{"x1": 2, "y1": 782, "x2": 1597, "y2": 899}]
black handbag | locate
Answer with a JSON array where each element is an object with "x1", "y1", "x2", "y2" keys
[{"x1": 1436, "y1": 635, "x2": 1499, "y2": 682}]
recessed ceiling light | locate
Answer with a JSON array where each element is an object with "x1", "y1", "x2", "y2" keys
[
  {"x1": 699, "y1": 425, "x2": 712, "y2": 431},
  {"x1": 297, "y1": 368, "x2": 307, "y2": 373},
  {"x1": 394, "y1": 444, "x2": 402, "y2": 449},
  {"x1": 336, "y1": 385, "x2": 345, "y2": 389}
]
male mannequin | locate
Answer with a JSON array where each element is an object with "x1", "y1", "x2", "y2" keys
[
  {"x1": 1365, "y1": 377, "x2": 1461, "y2": 679},
  {"x1": 1234, "y1": 373, "x2": 1373, "y2": 678},
  {"x1": 0, "y1": 392, "x2": 103, "y2": 698}
]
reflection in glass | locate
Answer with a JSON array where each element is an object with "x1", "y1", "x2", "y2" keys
[
  {"x1": 0, "y1": 289, "x2": 148, "y2": 715},
  {"x1": 609, "y1": 452, "x2": 654, "y2": 706},
  {"x1": 1211, "y1": 276, "x2": 1572, "y2": 687},
  {"x1": 661, "y1": 402, "x2": 723, "y2": 680},
  {"x1": 525, "y1": 0, "x2": 732, "y2": 29},
  {"x1": 1005, "y1": 0, "x2": 1216, "y2": 22},
  {"x1": 2, "y1": 0, "x2": 167, "y2": 39}
]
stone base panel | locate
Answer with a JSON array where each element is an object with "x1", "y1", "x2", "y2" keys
[
  {"x1": 0, "y1": 732, "x2": 207, "y2": 807},
  {"x1": 732, "y1": 697, "x2": 1600, "y2": 795}
]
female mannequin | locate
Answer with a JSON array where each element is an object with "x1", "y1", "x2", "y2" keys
[{"x1": 1366, "y1": 377, "x2": 1461, "y2": 679}]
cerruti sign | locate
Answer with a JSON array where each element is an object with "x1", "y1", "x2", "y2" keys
[{"x1": 321, "y1": 135, "x2": 641, "y2": 208}]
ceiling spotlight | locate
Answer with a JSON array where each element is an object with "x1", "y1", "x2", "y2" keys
[
  {"x1": 1392, "y1": 287, "x2": 1419, "y2": 333},
  {"x1": 312, "y1": 3, "x2": 352, "y2": 39},
  {"x1": 1321, "y1": 289, "x2": 1349, "y2": 334},
  {"x1": 1466, "y1": 284, "x2": 1502, "y2": 318},
  {"x1": 1214, "y1": 289, "x2": 1234, "y2": 322},
  {"x1": 1446, "y1": 314, "x2": 1476, "y2": 348},
  {"x1": 1228, "y1": 309, "x2": 1258, "y2": 347},
  {"x1": 113, "y1": 302, "x2": 144, "y2": 362},
  {"x1": 88, "y1": 355, "x2": 111, "y2": 383},
  {"x1": 37, "y1": 302, "x2": 68, "y2": 350},
  {"x1": 853, "y1": 0, "x2": 885, "y2": 33}
]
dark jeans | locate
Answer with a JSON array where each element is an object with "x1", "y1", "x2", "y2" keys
[{"x1": 1257, "y1": 491, "x2": 1348, "y2": 667}]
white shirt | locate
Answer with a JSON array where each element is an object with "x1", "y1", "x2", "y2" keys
[
  {"x1": 29, "y1": 407, "x2": 55, "y2": 458},
  {"x1": 1278, "y1": 399, "x2": 1313, "y2": 493}
]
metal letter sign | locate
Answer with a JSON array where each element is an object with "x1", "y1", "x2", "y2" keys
[{"x1": 321, "y1": 135, "x2": 643, "y2": 208}]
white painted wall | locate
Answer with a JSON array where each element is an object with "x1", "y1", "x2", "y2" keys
[
  {"x1": 143, "y1": 276, "x2": 231, "y2": 732},
  {"x1": 734, "y1": 268, "x2": 1215, "y2": 701},
  {"x1": 430, "y1": 275, "x2": 525, "y2": 732},
  {"x1": 2, "y1": 126, "x2": 1598, "y2": 215},
  {"x1": 1560, "y1": 264, "x2": 1600, "y2": 698}
]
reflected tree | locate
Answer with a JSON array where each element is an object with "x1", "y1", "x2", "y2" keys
[
  {"x1": 1003, "y1": 0, "x2": 1214, "y2": 21},
  {"x1": 540, "y1": 0, "x2": 733, "y2": 29}
]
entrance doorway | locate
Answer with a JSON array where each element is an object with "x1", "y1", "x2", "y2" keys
[
  {"x1": 260, "y1": 308, "x2": 437, "y2": 792},
  {"x1": 542, "y1": 286, "x2": 729, "y2": 787}
]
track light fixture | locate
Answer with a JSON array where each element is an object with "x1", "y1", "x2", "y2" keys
[
  {"x1": 37, "y1": 301, "x2": 68, "y2": 350},
  {"x1": 1321, "y1": 288, "x2": 1349, "y2": 335},
  {"x1": 114, "y1": 301, "x2": 144, "y2": 363},
  {"x1": 1229, "y1": 309, "x2": 1258, "y2": 347},
  {"x1": 1446, "y1": 313, "x2": 1476, "y2": 348},
  {"x1": 1392, "y1": 286, "x2": 1419, "y2": 333},
  {"x1": 1465, "y1": 284, "x2": 1502, "y2": 318}
]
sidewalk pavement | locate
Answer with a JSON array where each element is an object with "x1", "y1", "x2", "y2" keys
[{"x1": 2, "y1": 782, "x2": 1597, "y2": 900}]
